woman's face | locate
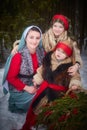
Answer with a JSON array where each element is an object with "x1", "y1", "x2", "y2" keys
[
  {"x1": 52, "y1": 22, "x2": 65, "y2": 37},
  {"x1": 26, "y1": 30, "x2": 41, "y2": 53},
  {"x1": 55, "y1": 48, "x2": 67, "y2": 61}
]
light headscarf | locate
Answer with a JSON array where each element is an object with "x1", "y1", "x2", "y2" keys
[{"x1": 2, "y1": 25, "x2": 42, "y2": 94}]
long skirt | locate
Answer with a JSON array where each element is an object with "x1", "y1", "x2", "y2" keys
[{"x1": 8, "y1": 90, "x2": 35, "y2": 113}]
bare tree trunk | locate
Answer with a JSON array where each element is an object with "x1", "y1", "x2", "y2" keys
[
  {"x1": 0, "y1": 38, "x2": 5, "y2": 63},
  {"x1": 79, "y1": 1, "x2": 86, "y2": 52}
]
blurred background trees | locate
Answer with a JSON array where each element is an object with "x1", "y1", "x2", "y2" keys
[{"x1": 0, "y1": 0, "x2": 87, "y2": 62}]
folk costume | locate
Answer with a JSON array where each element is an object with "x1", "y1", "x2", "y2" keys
[
  {"x1": 21, "y1": 42, "x2": 82, "y2": 130},
  {"x1": 2, "y1": 26, "x2": 45, "y2": 113},
  {"x1": 42, "y1": 14, "x2": 82, "y2": 66}
]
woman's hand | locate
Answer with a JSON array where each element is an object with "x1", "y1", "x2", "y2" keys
[
  {"x1": 68, "y1": 63, "x2": 79, "y2": 76},
  {"x1": 24, "y1": 85, "x2": 37, "y2": 94}
]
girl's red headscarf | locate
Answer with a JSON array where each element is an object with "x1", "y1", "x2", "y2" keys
[
  {"x1": 55, "y1": 42, "x2": 72, "y2": 57},
  {"x1": 52, "y1": 14, "x2": 69, "y2": 30}
]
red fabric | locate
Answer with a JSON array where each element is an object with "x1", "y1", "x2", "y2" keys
[
  {"x1": 21, "y1": 106, "x2": 37, "y2": 130},
  {"x1": 21, "y1": 81, "x2": 67, "y2": 130},
  {"x1": 21, "y1": 87, "x2": 78, "y2": 130},
  {"x1": 29, "y1": 81, "x2": 67, "y2": 101},
  {"x1": 69, "y1": 91, "x2": 78, "y2": 99},
  {"x1": 31, "y1": 53, "x2": 38, "y2": 73},
  {"x1": 7, "y1": 53, "x2": 26, "y2": 91},
  {"x1": 52, "y1": 14, "x2": 69, "y2": 30},
  {"x1": 55, "y1": 42, "x2": 72, "y2": 57}
]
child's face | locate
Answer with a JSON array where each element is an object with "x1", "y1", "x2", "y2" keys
[
  {"x1": 55, "y1": 48, "x2": 67, "y2": 61},
  {"x1": 52, "y1": 22, "x2": 65, "y2": 37},
  {"x1": 26, "y1": 30, "x2": 41, "y2": 52}
]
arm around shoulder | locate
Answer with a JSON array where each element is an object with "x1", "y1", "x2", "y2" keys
[
  {"x1": 11, "y1": 40, "x2": 20, "y2": 55},
  {"x1": 72, "y1": 41, "x2": 83, "y2": 67}
]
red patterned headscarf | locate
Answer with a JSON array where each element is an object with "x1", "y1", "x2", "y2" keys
[
  {"x1": 54, "y1": 42, "x2": 72, "y2": 57},
  {"x1": 52, "y1": 14, "x2": 69, "y2": 30}
]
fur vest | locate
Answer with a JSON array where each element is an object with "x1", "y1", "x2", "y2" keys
[
  {"x1": 9, "y1": 46, "x2": 45, "y2": 91},
  {"x1": 42, "y1": 51, "x2": 73, "y2": 87},
  {"x1": 18, "y1": 46, "x2": 44, "y2": 85}
]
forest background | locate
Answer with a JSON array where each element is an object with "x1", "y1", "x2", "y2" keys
[{"x1": 0, "y1": 0, "x2": 87, "y2": 63}]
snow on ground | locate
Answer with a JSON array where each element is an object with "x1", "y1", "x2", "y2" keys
[
  {"x1": 0, "y1": 49, "x2": 87, "y2": 130},
  {"x1": 0, "y1": 68, "x2": 26, "y2": 130},
  {"x1": 80, "y1": 50, "x2": 87, "y2": 89}
]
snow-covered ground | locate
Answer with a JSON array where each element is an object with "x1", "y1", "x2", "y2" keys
[
  {"x1": 0, "y1": 49, "x2": 87, "y2": 130},
  {"x1": 80, "y1": 50, "x2": 87, "y2": 89},
  {"x1": 0, "y1": 69, "x2": 26, "y2": 130}
]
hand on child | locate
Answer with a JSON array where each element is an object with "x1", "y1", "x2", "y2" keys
[
  {"x1": 68, "y1": 64, "x2": 79, "y2": 76},
  {"x1": 11, "y1": 45, "x2": 18, "y2": 55}
]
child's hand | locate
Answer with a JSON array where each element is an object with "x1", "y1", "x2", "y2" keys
[{"x1": 71, "y1": 85, "x2": 78, "y2": 91}]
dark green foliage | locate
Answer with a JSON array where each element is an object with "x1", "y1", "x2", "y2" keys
[
  {"x1": 36, "y1": 91, "x2": 87, "y2": 130},
  {"x1": 0, "y1": 0, "x2": 87, "y2": 60}
]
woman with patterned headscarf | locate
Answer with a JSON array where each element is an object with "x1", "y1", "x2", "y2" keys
[{"x1": 2, "y1": 25, "x2": 45, "y2": 113}]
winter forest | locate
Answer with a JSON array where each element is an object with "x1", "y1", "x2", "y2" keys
[
  {"x1": 0, "y1": 0, "x2": 87, "y2": 63},
  {"x1": 0, "y1": 0, "x2": 87, "y2": 130}
]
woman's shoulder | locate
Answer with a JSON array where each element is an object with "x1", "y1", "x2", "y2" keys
[
  {"x1": 10, "y1": 53, "x2": 22, "y2": 65},
  {"x1": 12, "y1": 53, "x2": 21, "y2": 60}
]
